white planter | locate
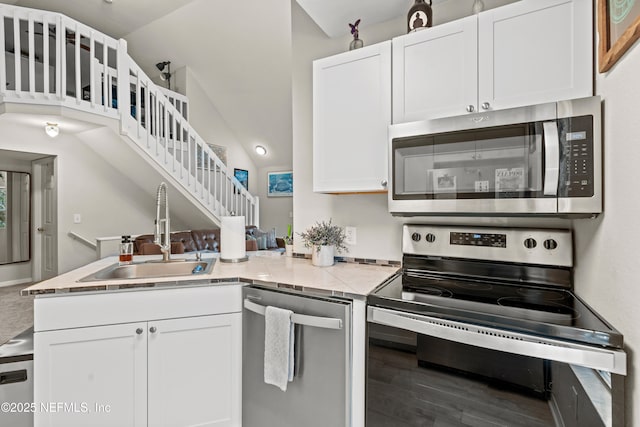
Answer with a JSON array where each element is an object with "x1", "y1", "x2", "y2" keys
[
  {"x1": 311, "y1": 245, "x2": 335, "y2": 267},
  {"x1": 285, "y1": 244, "x2": 293, "y2": 257}
]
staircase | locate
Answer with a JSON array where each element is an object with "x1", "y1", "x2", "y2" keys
[{"x1": 0, "y1": 4, "x2": 259, "y2": 228}]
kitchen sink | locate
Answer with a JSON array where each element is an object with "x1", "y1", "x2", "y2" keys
[{"x1": 78, "y1": 259, "x2": 215, "y2": 282}]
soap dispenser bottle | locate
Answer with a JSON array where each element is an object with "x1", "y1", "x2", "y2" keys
[{"x1": 119, "y1": 235, "x2": 133, "y2": 265}]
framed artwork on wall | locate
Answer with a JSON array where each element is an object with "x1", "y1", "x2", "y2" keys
[
  {"x1": 267, "y1": 171, "x2": 293, "y2": 197},
  {"x1": 598, "y1": 0, "x2": 640, "y2": 72},
  {"x1": 234, "y1": 168, "x2": 249, "y2": 190}
]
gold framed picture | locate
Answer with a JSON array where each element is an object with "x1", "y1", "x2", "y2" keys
[{"x1": 598, "y1": 0, "x2": 640, "y2": 72}]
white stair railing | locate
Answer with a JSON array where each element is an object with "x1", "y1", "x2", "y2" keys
[{"x1": 0, "y1": 4, "x2": 259, "y2": 228}]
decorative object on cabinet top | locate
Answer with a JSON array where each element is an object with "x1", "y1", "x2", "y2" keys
[
  {"x1": 295, "y1": 0, "x2": 442, "y2": 37},
  {"x1": 598, "y1": 0, "x2": 640, "y2": 72},
  {"x1": 407, "y1": 0, "x2": 433, "y2": 33},
  {"x1": 471, "y1": 0, "x2": 485, "y2": 14},
  {"x1": 349, "y1": 18, "x2": 364, "y2": 50}
]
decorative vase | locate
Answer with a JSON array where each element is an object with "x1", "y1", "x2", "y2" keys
[
  {"x1": 349, "y1": 38, "x2": 364, "y2": 50},
  {"x1": 285, "y1": 244, "x2": 293, "y2": 257},
  {"x1": 312, "y1": 245, "x2": 335, "y2": 267},
  {"x1": 407, "y1": 0, "x2": 433, "y2": 33}
]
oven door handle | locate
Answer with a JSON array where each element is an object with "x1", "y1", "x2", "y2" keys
[
  {"x1": 367, "y1": 307, "x2": 626, "y2": 375},
  {"x1": 543, "y1": 121, "x2": 560, "y2": 196}
]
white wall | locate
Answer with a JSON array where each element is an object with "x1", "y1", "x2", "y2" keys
[
  {"x1": 0, "y1": 120, "x2": 185, "y2": 277},
  {"x1": 257, "y1": 165, "x2": 293, "y2": 237},
  {"x1": 573, "y1": 35, "x2": 640, "y2": 425},
  {"x1": 182, "y1": 68, "x2": 260, "y2": 204}
]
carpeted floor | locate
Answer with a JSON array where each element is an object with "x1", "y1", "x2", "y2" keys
[{"x1": 0, "y1": 283, "x2": 34, "y2": 345}]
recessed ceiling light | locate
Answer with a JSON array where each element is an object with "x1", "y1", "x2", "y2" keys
[
  {"x1": 104, "y1": 0, "x2": 113, "y2": 3},
  {"x1": 44, "y1": 122, "x2": 59, "y2": 138},
  {"x1": 255, "y1": 145, "x2": 267, "y2": 156}
]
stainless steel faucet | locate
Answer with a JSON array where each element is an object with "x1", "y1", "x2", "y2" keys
[{"x1": 154, "y1": 182, "x2": 171, "y2": 262}]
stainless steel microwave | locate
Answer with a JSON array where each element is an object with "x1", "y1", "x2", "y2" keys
[{"x1": 389, "y1": 96, "x2": 602, "y2": 216}]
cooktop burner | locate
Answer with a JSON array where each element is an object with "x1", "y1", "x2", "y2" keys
[{"x1": 371, "y1": 272, "x2": 623, "y2": 349}]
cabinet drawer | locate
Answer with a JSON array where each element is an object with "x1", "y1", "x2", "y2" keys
[{"x1": 34, "y1": 284, "x2": 243, "y2": 331}]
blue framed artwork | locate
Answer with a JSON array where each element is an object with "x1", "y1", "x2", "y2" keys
[
  {"x1": 234, "y1": 168, "x2": 248, "y2": 190},
  {"x1": 268, "y1": 171, "x2": 293, "y2": 197}
]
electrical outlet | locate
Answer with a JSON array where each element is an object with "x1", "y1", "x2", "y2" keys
[
  {"x1": 345, "y1": 226, "x2": 356, "y2": 245},
  {"x1": 73, "y1": 213, "x2": 82, "y2": 224}
]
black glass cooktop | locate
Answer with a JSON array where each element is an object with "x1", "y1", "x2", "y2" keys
[{"x1": 369, "y1": 272, "x2": 623, "y2": 349}]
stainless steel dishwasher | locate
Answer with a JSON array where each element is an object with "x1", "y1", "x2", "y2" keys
[
  {"x1": 242, "y1": 285, "x2": 352, "y2": 427},
  {"x1": 0, "y1": 327, "x2": 34, "y2": 427}
]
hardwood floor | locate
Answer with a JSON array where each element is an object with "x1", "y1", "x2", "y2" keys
[
  {"x1": 367, "y1": 344, "x2": 556, "y2": 427},
  {"x1": 0, "y1": 283, "x2": 34, "y2": 345}
]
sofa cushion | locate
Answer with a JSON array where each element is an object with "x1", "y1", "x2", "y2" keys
[
  {"x1": 139, "y1": 242, "x2": 185, "y2": 255},
  {"x1": 191, "y1": 229, "x2": 220, "y2": 252},
  {"x1": 171, "y1": 231, "x2": 198, "y2": 252},
  {"x1": 134, "y1": 234, "x2": 155, "y2": 254}
]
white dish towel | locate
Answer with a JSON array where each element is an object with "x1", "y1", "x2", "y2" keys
[{"x1": 264, "y1": 305, "x2": 295, "y2": 391}]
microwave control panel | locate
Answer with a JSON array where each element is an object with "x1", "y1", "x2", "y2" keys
[{"x1": 558, "y1": 115, "x2": 594, "y2": 198}]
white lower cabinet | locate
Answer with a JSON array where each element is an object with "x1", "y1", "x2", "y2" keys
[
  {"x1": 34, "y1": 285, "x2": 243, "y2": 427},
  {"x1": 147, "y1": 314, "x2": 241, "y2": 427},
  {"x1": 35, "y1": 322, "x2": 148, "y2": 427}
]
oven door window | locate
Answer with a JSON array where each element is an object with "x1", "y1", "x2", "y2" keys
[{"x1": 393, "y1": 123, "x2": 545, "y2": 200}]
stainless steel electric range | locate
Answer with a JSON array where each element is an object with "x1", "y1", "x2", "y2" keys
[{"x1": 366, "y1": 225, "x2": 626, "y2": 427}]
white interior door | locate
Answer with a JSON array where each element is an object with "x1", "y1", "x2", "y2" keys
[{"x1": 32, "y1": 156, "x2": 57, "y2": 281}]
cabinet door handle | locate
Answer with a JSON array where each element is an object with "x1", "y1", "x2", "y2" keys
[
  {"x1": 149, "y1": 326, "x2": 157, "y2": 333},
  {"x1": 381, "y1": 179, "x2": 388, "y2": 187},
  {"x1": 136, "y1": 328, "x2": 143, "y2": 335},
  {"x1": 466, "y1": 105, "x2": 475, "y2": 113},
  {"x1": 481, "y1": 102, "x2": 491, "y2": 110}
]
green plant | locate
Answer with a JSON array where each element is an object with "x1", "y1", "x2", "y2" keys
[
  {"x1": 298, "y1": 219, "x2": 348, "y2": 253},
  {"x1": 284, "y1": 224, "x2": 293, "y2": 245}
]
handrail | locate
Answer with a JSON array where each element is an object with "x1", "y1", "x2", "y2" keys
[
  {"x1": 243, "y1": 299, "x2": 343, "y2": 330},
  {"x1": 68, "y1": 231, "x2": 97, "y2": 251}
]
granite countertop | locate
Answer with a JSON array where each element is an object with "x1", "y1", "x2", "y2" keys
[{"x1": 22, "y1": 252, "x2": 400, "y2": 299}]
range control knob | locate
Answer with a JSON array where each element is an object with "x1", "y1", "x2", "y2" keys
[
  {"x1": 425, "y1": 233, "x2": 436, "y2": 243},
  {"x1": 523, "y1": 238, "x2": 537, "y2": 249},
  {"x1": 544, "y1": 239, "x2": 558, "y2": 250},
  {"x1": 411, "y1": 232, "x2": 421, "y2": 242}
]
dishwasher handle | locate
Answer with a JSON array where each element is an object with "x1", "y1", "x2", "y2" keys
[
  {"x1": 0, "y1": 369, "x2": 28, "y2": 385},
  {"x1": 243, "y1": 299, "x2": 343, "y2": 330}
]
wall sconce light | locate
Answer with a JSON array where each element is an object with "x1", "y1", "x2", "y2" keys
[
  {"x1": 255, "y1": 145, "x2": 267, "y2": 156},
  {"x1": 155, "y1": 61, "x2": 172, "y2": 90},
  {"x1": 45, "y1": 122, "x2": 59, "y2": 138}
]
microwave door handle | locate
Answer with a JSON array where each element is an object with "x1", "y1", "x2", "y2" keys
[{"x1": 543, "y1": 121, "x2": 560, "y2": 196}]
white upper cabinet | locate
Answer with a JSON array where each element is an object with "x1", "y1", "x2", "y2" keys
[
  {"x1": 478, "y1": 0, "x2": 592, "y2": 112},
  {"x1": 313, "y1": 41, "x2": 391, "y2": 193},
  {"x1": 393, "y1": 0, "x2": 593, "y2": 123},
  {"x1": 393, "y1": 15, "x2": 478, "y2": 123}
]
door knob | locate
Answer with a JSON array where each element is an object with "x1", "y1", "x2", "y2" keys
[
  {"x1": 149, "y1": 326, "x2": 157, "y2": 333},
  {"x1": 466, "y1": 105, "x2": 475, "y2": 113},
  {"x1": 136, "y1": 328, "x2": 143, "y2": 335},
  {"x1": 481, "y1": 102, "x2": 491, "y2": 110},
  {"x1": 37, "y1": 227, "x2": 44, "y2": 232}
]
